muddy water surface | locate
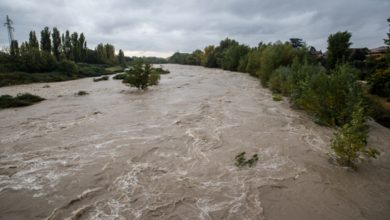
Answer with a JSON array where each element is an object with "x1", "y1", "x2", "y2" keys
[{"x1": 0, "y1": 64, "x2": 389, "y2": 220}]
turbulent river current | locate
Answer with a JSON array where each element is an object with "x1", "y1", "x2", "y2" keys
[{"x1": 0, "y1": 64, "x2": 389, "y2": 220}]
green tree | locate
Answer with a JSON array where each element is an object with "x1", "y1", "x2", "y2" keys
[
  {"x1": 52, "y1": 27, "x2": 61, "y2": 60},
  {"x1": 63, "y1": 30, "x2": 72, "y2": 60},
  {"x1": 215, "y1": 38, "x2": 239, "y2": 67},
  {"x1": 104, "y1": 44, "x2": 115, "y2": 64},
  {"x1": 327, "y1": 31, "x2": 352, "y2": 69},
  {"x1": 202, "y1": 45, "x2": 217, "y2": 67},
  {"x1": 71, "y1": 32, "x2": 80, "y2": 62},
  {"x1": 79, "y1": 33, "x2": 87, "y2": 62},
  {"x1": 123, "y1": 61, "x2": 150, "y2": 90},
  {"x1": 331, "y1": 103, "x2": 379, "y2": 169},
  {"x1": 258, "y1": 42, "x2": 295, "y2": 86},
  {"x1": 221, "y1": 44, "x2": 249, "y2": 71},
  {"x1": 189, "y1": 49, "x2": 204, "y2": 65},
  {"x1": 245, "y1": 44, "x2": 266, "y2": 76},
  {"x1": 290, "y1": 38, "x2": 305, "y2": 48},
  {"x1": 385, "y1": 17, "x2": 390, "y2": 46},
  {"x1": 29, "y1": 31, "x2": 39, "y2": 49},
  {"x1": 40, "y1": 26, "x2": 51, "y2": 53},
  {"x1": 10, "y1": 40, "x2": 19, "y2": 58},
  {"x1": 118, "y1": 49, "x2": 125, "y2": 66},
  {"x1": 96, "y1": 43, "x2": 107, "y2": 64}
]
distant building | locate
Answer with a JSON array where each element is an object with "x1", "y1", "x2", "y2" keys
[
  {"x1": 368, "y1": 46, "x2": 390, "y2": 58},
  {"x1": 309, "y1": 46, "x2": 323, "y2": 59}
]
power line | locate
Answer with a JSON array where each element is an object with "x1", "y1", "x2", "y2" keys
[{"x1": 4, "y1": 15, "x2": 15, "y2": 46}]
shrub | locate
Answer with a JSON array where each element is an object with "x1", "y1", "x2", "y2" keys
[
  {"x1": 113, "y1": 73, "x2": 127, "y2": 80},
  {"x1": 293, "y1": 64, "x2": 364, "y2": 126},
  {"x1": 152, "y1": 66, "x2": 170, "y2": 75},
  {"x1": 235, "y1": 152, "x2": 259, "y2": 167},
  {"x1": 57, "y1": 60, "x2": 78, "y2": 76},
  {"x1": 272, "y1": 94, "x2": 283, "y2": 101},
  {"x1": 268, "y1": 67, "x2": 295, "y2": 96},
  {"x1": 93, "y1": 76, "x2": 109, "y2": 82},
  {"x1": 0, "y1": 93, "x2": 45, "y2": 108},
  {"x1": 123, "y1": 61, "x2": 151, "y2": 90},
  {"x1": 368, "y1": 67, "x2": 390, "y2": 97},
  {"x1": 123, "y1": 62, "x2": 158, "y2": 90},
  {"x1": 78, "y1": 64, "x2": 108, "y2": 77},
  {"x1": 148, "y1": 73, "x2": 160, "y2": 86},
  {"x1": 331, "y1": 103, "x2": 379, "y2": 169},
  {"x1": 75, "y1": 90, "x2": 89, "y2": 96},
  {"x1": 258, "y1": 42, "x2": 296, "y2": 86}
]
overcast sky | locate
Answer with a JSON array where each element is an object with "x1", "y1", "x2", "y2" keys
[{"x1": 0, "y1": 0, "x2": 389, "y2": 57}]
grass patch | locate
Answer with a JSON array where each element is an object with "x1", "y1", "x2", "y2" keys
[
  {"x1": 105, "y1": 66, "x2": 123, "y2": 74},
  {"x1": 93, "y1": 75, "x2": 109, "y2": 82},
  {"x1": 0, "y1": 93, "x2": 45, "y2": 109},
  {"x1": 75, "y1": 90, "x2": 89, "y2": 96},
  {"x1": 235, "y1": 152, "x2": 259, "y2": 167},
  {"x1": 272, "y1": 94, "x2": 283, "y2": 101}
]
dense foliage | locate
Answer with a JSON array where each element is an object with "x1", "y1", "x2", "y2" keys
[
  {"x1": 331, "y1": 103, "x2": 379, "y2": 169},
  {"x1": 0, "y1": 26, "x2": 129, "y2": 87},
  {"x1": 0, "y1": 93, "x2": 45, "y2": 108},
  {"x1": 327, "y1": 31, "x2": 352, "y2": 69},
  {"x1": 122, "y1": 61, "x2": 166, "y2": 90}
]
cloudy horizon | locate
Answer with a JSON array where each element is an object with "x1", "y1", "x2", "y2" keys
[{"x1": 0, "y1": 0, "x2": 389, "y2": 58}]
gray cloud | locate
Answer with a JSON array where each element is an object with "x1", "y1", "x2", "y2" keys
[{"x1": 0, "y1": 0, "x2": 389, "y2": 57}]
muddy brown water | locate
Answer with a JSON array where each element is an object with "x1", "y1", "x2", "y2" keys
[{"x1": 0, "y1": 64, "x2": 389, "y2": 220}]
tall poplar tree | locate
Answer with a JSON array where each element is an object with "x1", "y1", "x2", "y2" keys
[
  {"x1": 52, "y1": 27, "x2": 61, "y2": 60},
  {"x1": 79, "y1": 33, "x2": 87, "y2": 62},
  {"x1": 40, "y1": 26, "x2": 51, "y2": 53},
  {"x1": 29, "y1": 31, "x2": 39, "y2": 49},
  {"x1": 63, "y1": 30, "x2": 72, "y2": 60},
  {"x1": 71, "y1": 32, "x2": 80, "y2": 62}
]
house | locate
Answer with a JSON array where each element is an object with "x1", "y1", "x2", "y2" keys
[{"x1": 368, "y1": 46, "x2": 390, "y2": 58}]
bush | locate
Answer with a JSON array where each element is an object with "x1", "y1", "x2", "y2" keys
[
  {"x1": 93, "y1": 75, "x2": 109, "y2": 82},
  {"x1": 152, "y1": 66, "x2": 170, "y2": 75},
  {"x1": 272, "y1": 94, "x2": 283, "y2": 101},
  {"x1": 78, "y1": 64, "x2": 108, "y2": 77},
  {"x1": 293, "y1": 64, "x2": 364, "y2": 126},
  {"x1": 148, "y1": 73, "x2": 160, "y2": 86},
  {"x1": 368, "y1": 67, "x2": 390, "y2": 97},
  {"x1": 75, "y1": 90, "x2": 89, "y2": 96},
  {"x1": 268, "y1": 67, "x2": 295, "y2": 96},
  {"x1": 113, "y1": 73, "x2": 127, "y2": 80},
  {"x1": 123, "y1": 62, "x2": 161, "y2": 90},
  {"x1": 331, "y1": 103, "x2": 379, "y2": 169},
  {"x1": 235, "y1": 152, "x2": 259, "y2": 167},
  {"x1": 258, "y1": 42, "x2": 296, "y2": 86},
  {"x1": 0, "y1": 93, "x2": 45, "y2": 108},
  {"x1": 58, "y1": 60, "x2": 78, "y2": 76},
  {"x1": 123, "y1": 61, "x2": 151, "y2": 90}
]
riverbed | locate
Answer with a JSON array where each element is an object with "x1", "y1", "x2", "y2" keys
[{"x1": 0, "y1": 64, "x2": 389, "y2": 220}]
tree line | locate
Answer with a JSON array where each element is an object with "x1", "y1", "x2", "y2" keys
[
  {"x1": 1, "y1": 26, "x2": 127, "y2": 73},
  {"x1": 168, "y1": 18, "x2": 390, "y2": 169}
]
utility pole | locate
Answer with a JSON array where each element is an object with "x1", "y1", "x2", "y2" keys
[{"x1": 4, "y1": 15, "x2": 15, "y2": 47}]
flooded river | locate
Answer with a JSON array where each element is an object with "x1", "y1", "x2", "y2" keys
[{"x1": 0, "y1": 64, "x2": 389, "y2": 220}]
